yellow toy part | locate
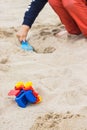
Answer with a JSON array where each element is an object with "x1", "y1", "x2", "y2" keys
[
  {"x1": 36, "y1": 95, "x2": 42, "y2": 104},
  {"x1": 15, "y1": 81, "x2": 24, "y2": 90},
  {"x1": 24, "y1": 81, "x2": 33, "y2": 90}
]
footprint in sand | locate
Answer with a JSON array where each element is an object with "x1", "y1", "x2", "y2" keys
[
  {"x1": 63, "y1": 90, "x2": 82, "y2": 105},
  {"x1": 0, "y1": 56, "x2": 8, "y2": 64},
  {"x1": 0, "y1": 56, "x2": 10, "y2": 71},
  {"x1": 0, "y1": 27, "x2": 18, "y2": 38}
]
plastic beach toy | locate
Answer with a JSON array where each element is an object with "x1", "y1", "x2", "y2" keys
[
  {"x1": 8, "y1": 81, "x2": 42, "y2": 108},
  {"x1": 21, "y1": 40, "x2": 33, "y2": 51}
]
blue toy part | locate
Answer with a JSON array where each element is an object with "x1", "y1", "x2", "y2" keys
[
  {"x1": 21, "y1": 40, "x2": 33, "y2": 51},
  {"x1": 25, "y1": 90, "x2": 37, "y2": 103},
  {"x1": 14, "y1": 89, "x2": 37, "y2": 108},
  {"x1": 15, "y1": 90, "x2": 28, "y2": 108}
]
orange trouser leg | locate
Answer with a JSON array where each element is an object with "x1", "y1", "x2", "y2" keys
[
  {"x1": 62, "y1": 0, "x2": 87, "y2": 37},
  {"x1": 48, "y1": 0, "x2": 81, "y2": 34}
]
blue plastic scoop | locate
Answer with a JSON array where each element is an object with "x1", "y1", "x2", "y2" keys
[{"x1": 21, "y1": 40, "x2": 33, "y2": 51}]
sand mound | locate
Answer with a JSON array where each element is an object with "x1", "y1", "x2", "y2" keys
[{"x1": 30, "y1": 112, "x2": 87, "y2": 130}]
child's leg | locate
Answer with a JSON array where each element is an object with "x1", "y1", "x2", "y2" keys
[
  {"x1": 48, "y1": 0, "x2": 81, "y2": 35},
  {"x1": 62, "y1": 0, "x2": 87, "y2": 37}
]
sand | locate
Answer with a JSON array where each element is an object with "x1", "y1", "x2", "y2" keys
[{"x1": 0, "y1": 0, "x2": 87, "y2": 130}]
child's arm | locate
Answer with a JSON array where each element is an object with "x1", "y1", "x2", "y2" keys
[
  {"x1": 17, "y1": 0, "x2": 48, "y2": 42},
  {"x1": 23, "y1": 0, "x2": 48, "y2": 27}
]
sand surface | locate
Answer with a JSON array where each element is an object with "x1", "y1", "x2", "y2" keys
[{"x1": 0, "y1": 0, "x2": 87, "y2": 130}]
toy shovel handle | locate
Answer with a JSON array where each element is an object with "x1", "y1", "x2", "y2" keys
[{"x1": 8, "y1": 90, "x2": 20, "y2": 96}]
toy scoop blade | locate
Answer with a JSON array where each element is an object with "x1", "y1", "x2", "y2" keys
[{"x1": 21, "y1": 41, "x2": 33, "y2": 51}]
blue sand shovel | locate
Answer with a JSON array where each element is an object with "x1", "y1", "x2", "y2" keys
[{"x1": 21, "y1": 40, "x2": 33, "y2": 51}]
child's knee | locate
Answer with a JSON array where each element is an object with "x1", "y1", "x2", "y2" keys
[{"x1": 62, "y1": 0, "x2": 75, "y2": 10}]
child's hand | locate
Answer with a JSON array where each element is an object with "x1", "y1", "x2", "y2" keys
[{"x1": 16, "y1": 25, "x2": 30, "y2": 42}]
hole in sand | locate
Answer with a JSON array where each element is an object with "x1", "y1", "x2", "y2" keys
[{"x1": 29, "y1": 25, "x2": 65, "y2": 53}]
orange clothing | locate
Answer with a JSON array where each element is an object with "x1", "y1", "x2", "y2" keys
[{"x1": 48, "y1": 0, "x2": 87, "y2": 37}]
